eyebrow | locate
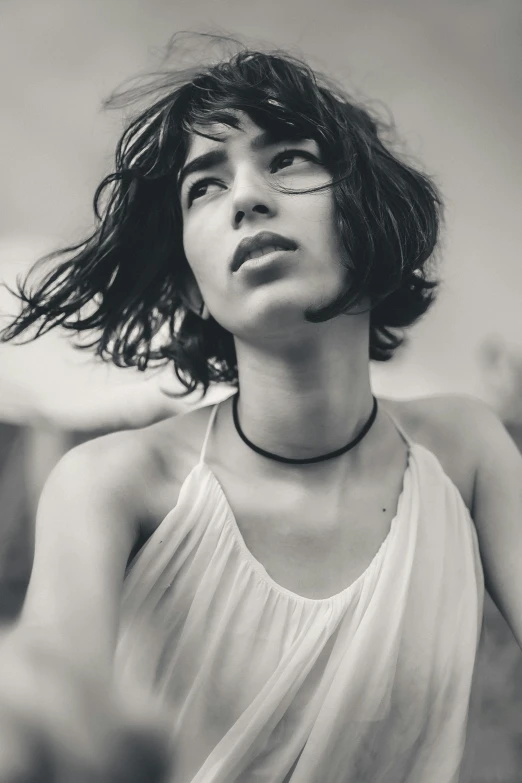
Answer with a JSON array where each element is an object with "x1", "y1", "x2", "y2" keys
[{"x1": 177, "y1": 130, "x2": 304, "y2": 195}]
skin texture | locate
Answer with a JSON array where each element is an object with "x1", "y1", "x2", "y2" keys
[
  {"x1": 180, "y1": 112, "x2": 374, "y2": 465},
  {"x1": 178, "y1": 112, "x2": 522, "y2": 647},
  {"x1": 180, "y1": 114, "x2": 348, "y2": 341},
  {"x1": 1, "y1": 112, "x2": 521, "y2": 782}
]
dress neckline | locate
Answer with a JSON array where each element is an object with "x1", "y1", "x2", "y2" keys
[
  {"x1": 193, "y1": 450, "x2": 413, "y2": 606},
  {"x1": 192, "y1": 395, "x2": 414, "y2": 605}
]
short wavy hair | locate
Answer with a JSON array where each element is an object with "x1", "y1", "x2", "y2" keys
[{"x1": 1, "y1": 40, "x2": 442, "y2": 397}]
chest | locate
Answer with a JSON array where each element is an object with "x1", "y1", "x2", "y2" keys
[{"x1": 204, "y1": 454, "x2": 408, "y2": 601}]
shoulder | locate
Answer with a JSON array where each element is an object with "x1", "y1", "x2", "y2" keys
[
  {"x1": 383, "y1": 393, "x2": 497, "y2": 444},
  {"x1": 381, "y1": 393, "x2": 501, "y2": 510},
  {"x1": 72, "y1": 399, "x2": 215, "y2": 482},
  {"x1": 51, "y1": 403, "x2": 216, "y2": 548},
  {"x1": 139, "y1": 400, "x2": 217, "y2": 475},
  {"x1": 58, "y1": 427, "x2": 160, "y2": 515},
  {"x1": 110, "y1": 400, "x2": 219, "y2": 525}
]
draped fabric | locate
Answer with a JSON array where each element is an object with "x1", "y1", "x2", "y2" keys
[{"x1": 116, "y1": 401, "x2": 484, "y2": 783}]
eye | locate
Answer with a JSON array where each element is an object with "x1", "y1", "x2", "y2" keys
[
  {"x1": 186, "y1": 178, "x2": 222, "y2": 206},
  {"x1": 270, "y1": 149, "x2": 318, "y2": 173}
]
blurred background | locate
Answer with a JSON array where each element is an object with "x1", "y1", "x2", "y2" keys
[{"x1": 0, "y1": 1, "x2": 521, "y2": 779}]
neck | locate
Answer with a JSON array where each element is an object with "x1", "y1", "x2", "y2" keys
[{"x1": 233, "y1": 318, "x2": 374, "y2": 461}]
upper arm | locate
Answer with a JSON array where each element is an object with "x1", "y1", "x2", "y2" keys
[
  {"x1": 19, "y1": 432, "x2": 148, "y2": 674},
  {"x1": 466, "y1": 399, "x2": 522, "y2": 649}
]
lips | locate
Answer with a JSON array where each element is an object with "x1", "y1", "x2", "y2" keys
[{"x1": 231, "y1": 231, "x2": 297, "y2": 272}]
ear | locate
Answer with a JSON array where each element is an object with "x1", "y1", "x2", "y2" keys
[{"x1": 184, "y1": 272, "x2": 210, "y2": 320}]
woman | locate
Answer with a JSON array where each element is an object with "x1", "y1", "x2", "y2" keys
[{"x1": 1, "y1": 43, "x2": 521, "y2": 783}]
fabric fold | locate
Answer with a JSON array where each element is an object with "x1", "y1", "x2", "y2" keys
[{"x1": 115, "y1": 416, "x2": 484, "y2": 783}]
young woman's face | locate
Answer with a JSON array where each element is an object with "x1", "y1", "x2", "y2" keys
[{"x1": 179, "y1": 112, "x2": 348, "y2": 340}]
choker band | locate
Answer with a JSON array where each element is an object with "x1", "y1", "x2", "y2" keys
[{"x1": 232, "y1": 393, "x2": 378, "y2": 465}]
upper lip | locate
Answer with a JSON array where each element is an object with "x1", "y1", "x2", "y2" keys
[{"x1": 231, "y1": 231, "x2": 297, "y2": 272}]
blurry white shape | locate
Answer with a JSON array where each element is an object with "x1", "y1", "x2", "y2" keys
[
  {"x1": 478, "y1": 336, "x2": 522, "y2": 423},
  {"x1": 0, "y1": 236, "x2": 232, "y2": 428}
]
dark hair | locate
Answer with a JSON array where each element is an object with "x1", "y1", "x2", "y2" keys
[{"x1": 0, "y1": 37, "x2": 442, "y2": 397}]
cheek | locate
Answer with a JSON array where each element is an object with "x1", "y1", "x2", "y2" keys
[
  {"x1": 295, "y1": 193, "x2": 340, "y2": 256},
  {"x1": 182, "y1": 220, "x2": 226, "y2": 298},
  {"x1": 183, "y1": 200, "x2": 221, "y2": 259},
  {"x1": 182, "y1": 221, "x2": 207, "y2": 280}
]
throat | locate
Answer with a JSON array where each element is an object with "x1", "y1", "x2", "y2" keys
[{"x1": 231, "y1": 393, "x2": 378, "y2": 464}]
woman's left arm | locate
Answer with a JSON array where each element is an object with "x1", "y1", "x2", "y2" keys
[{"x1": 470, "y1": 400, "x2": 522, "y2": 650}]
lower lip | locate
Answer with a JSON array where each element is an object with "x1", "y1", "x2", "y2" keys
[{"x1": 236, "y1": 248, "x2": 295, "y2": 272}]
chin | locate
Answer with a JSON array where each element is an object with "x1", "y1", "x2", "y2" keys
[
  {"x1": 218, "y1": 280, "x2": 342, "y2": 337},
  {"x1": 238, "y1": 303, "x2": 326, "y2": 342}
]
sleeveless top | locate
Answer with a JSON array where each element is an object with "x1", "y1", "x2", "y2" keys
[{"x1": 115, "y1": 398, "x2": 485, "y2": 783}]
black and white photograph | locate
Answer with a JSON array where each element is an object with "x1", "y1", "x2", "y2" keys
[{"x1": 0, "y1": 2, "x2": 521, "y2": 781}]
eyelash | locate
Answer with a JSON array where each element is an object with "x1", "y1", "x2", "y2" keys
[{"x1": 186, "y1": 149, "x2": 318, "y2": 206}]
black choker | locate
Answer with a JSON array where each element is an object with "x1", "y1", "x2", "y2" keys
[{"x1": 232, "y1": 393, "x2": 378, "y2": 465}]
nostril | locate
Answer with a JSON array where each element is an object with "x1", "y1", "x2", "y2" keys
[{"x1": 234, "y1": 204, "x2": 269, "y2": 226}]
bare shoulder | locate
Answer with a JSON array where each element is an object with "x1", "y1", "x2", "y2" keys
[
  {"x1": 381, "y1": 393, "x2": 499, "y2": 510},
  {"x1": 49, "y1": 402, "x2": 217, "y2": 559},
  {"x1": 63, "y1": 426, "x2": 163, "y2": 516},
  {"x1": 78, "y1": 400, "x2": 213, "y2": 484},
  {"x1": 120, "y1": 400, "x2": 218, "y2": 528},
  {"x1": 382, "y1": 393, "x2": 496, "y2": 444},
  {"x1": 139, "y1": 400, "x2": 216, "y2": 475}
]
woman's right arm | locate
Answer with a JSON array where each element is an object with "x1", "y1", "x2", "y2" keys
[
  {"x1": 0, "y1": 431, "x2": 173, "y2": 781},
  {"x1": 16, "y1": 430, "x2": 144, "y2": 673}
]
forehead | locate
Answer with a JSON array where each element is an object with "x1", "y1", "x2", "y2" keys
[{"x1": 184, "y1": 112, "x2": 265, "y2": 160}]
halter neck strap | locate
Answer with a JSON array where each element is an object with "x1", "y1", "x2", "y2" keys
[
  {"x1": 384, "y1": 407, "x2": 414, "y2": 448},
  {"x1": 198, "y1": 402, "x2": 220, "y2": 465}
]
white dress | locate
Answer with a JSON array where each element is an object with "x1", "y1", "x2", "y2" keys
[{"x1": 115, "y1": 399, "x2": 484, "y2": 783}]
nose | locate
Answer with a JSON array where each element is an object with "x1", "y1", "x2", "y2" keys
[{"x1": 231, "y1": 165, "x2": 277, "y2": 228}]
